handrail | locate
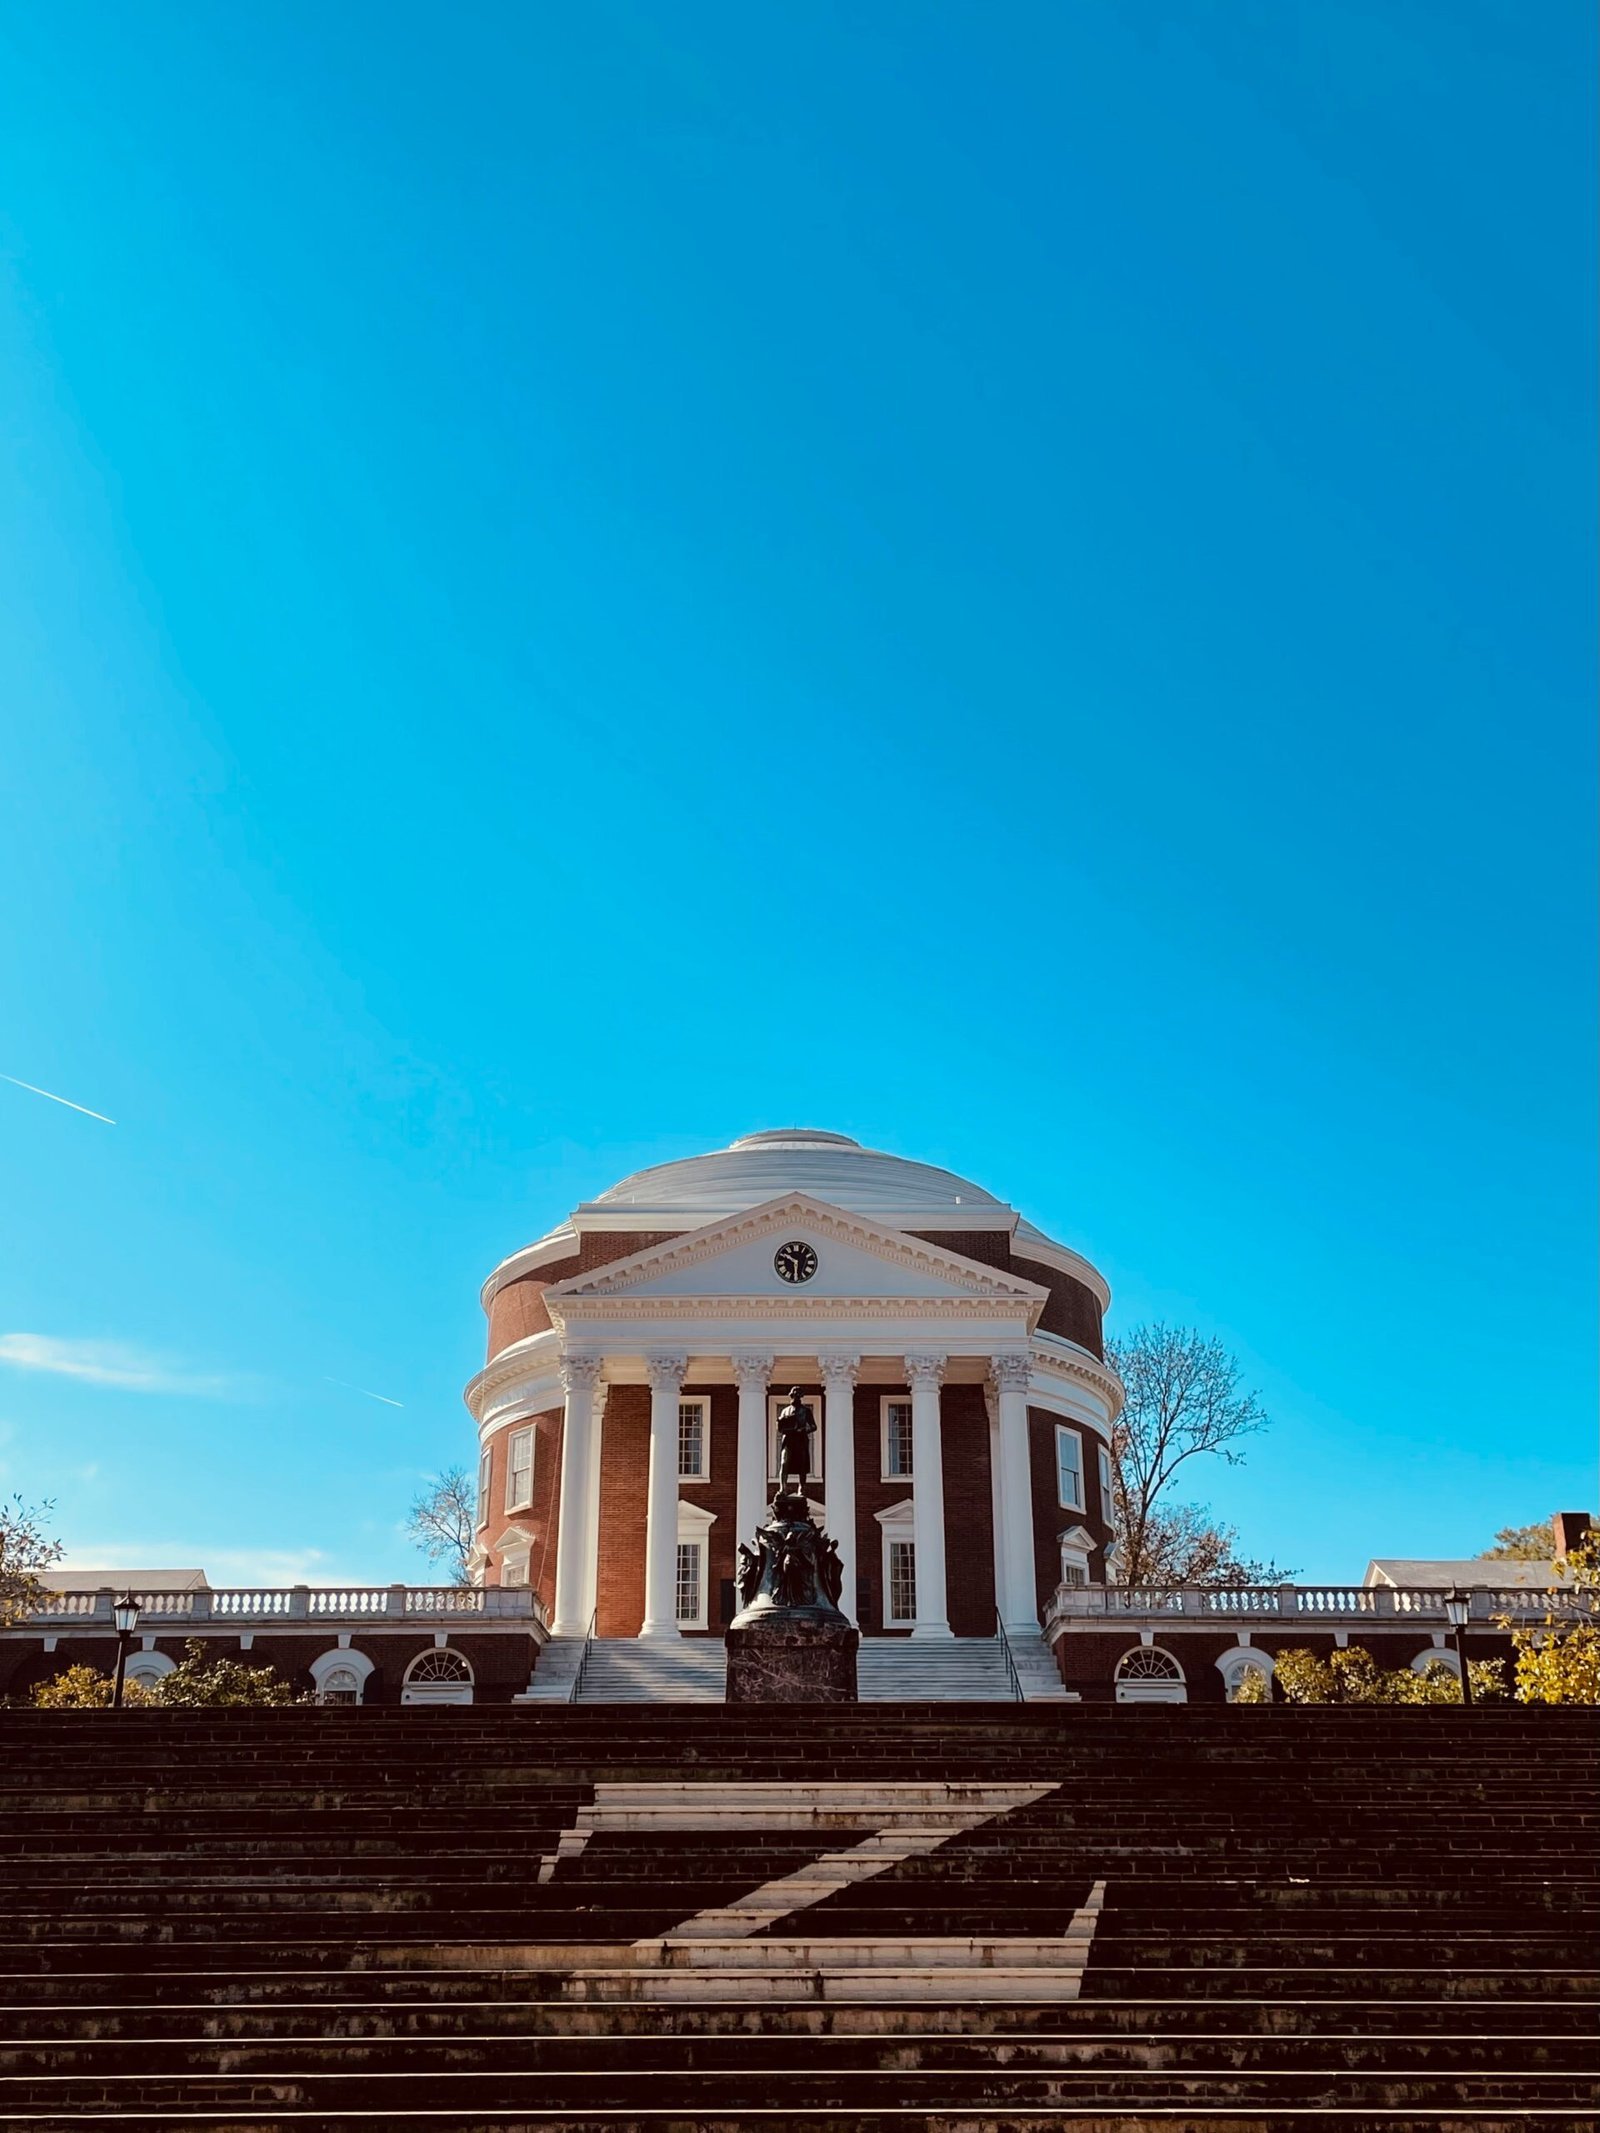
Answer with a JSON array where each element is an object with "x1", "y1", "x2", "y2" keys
[
  {"x1": 994, "y1": 1611, "x2": 1024, "y2": 1704},
  {"x1": 18, "y1": 1583, "x2": 545, "y2": 1629},
  {"x1": 572, "y1": 1607, "x2": 598, "y2": 1703},
  {"x1": 1042, "y1": 1581, "x2": 1581, "y2": 1636}
]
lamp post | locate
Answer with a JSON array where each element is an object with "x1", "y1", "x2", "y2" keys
[
  {"x1": 1442, "y1": 1587, "x2": 1474, "y2": 1709},
  {"x1": 111, "y1": 1593, "x2": 141, "y2": 1711}
]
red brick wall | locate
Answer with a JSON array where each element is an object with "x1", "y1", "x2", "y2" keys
[
  {"x1": 854, "y1": 1383, "x2": 908, "y2": 1636},
  {"x1": 940, "y1": 1383, "x2": 997, "y2": 1635},
  {"x1": 595, "y1": 1382, "x2": 650, "y2": 1636},
  {"x1": 483, "y1": 1232, "x2": 686, "y2": 1363},
  {"x1": 1026, "y1": 1408, "x2": 1115, "y2": 1616},
  {"x1": 678, "y1": 1382, "x2": 739, "y2": 1634},
  {"x1": 1011, "y1": 1255, "x2": 1104, "y2": 1356},
  {"x1": 0, "y1": 1630, "x2": 540, "y2": 1705},
  {"x1": 478, "y1": 1405, "x2": 563, "y2": 1609}
]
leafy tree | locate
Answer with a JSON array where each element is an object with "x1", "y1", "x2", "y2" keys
[
  {"x1": 1104, "y1": 1326, "x2": 1290, "y2": 1586},
  {"x1": 1273, "y1": 1644, "x2": 1505, "y2": 1706},
  {"x1": 1484, "y1": 1519, "x2": 1556, "y2": 1561},
  {"x1": 156, "y1": 1640, "x2": 298, "y2": 1706},
  {"x1": 31, "y1": 1664, "x2": 154, "y2": 1709},
  {"x1": 0, "y1": 1496, "x2": 63, "y2": 1627},
  {"x1": 28, "y1": 1641, "x2": 298, "y2": 1708},
  {"x1": 1506, "y1": 1537, "x2": 1599, "y2": 1706},
  {"x1": 405, "y1": 1465, "x2": 476, "y2": 1586},
  {"x1": 1229, "y1": 1664, "x2": 1272, "y2": 1705}
]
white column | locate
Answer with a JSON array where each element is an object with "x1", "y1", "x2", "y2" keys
[
  {"x1": 640, "y1": 1353, "x2": 687, "y2": 1638},
  {"x1": 991, "y1": 1353, "x2": 1039, "y2": 1632},
  {"x1": 582, "y1": 1375, "x2": 608, "y2": 1629},
  {"x1": 732, "y1": 1352, "x2": 774, "y2": 1549},
  {"x1": 551, "y1": 1354, "x2": 604, "y2": 1636},
  {"x1": 905, "y1": 1352, "x2": 952, "y2": 1638},
  {"x1": 820, "y1": 1354, "x2": 861, "y2": 1624}
]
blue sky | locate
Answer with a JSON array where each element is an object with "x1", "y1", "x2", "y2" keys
[{"x1": 0, "y1": 0, "x2": 1593, "y2": 1587}]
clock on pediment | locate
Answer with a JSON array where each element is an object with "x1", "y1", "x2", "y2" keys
[{"x1": 773, "y1": 1240, "x2": 818, "y2": 1286}]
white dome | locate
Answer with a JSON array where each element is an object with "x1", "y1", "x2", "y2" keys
[{"x1": 585, "y1": 1129, "x2": 1010, "y2": 1222}]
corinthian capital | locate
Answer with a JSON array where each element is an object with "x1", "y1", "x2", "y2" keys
[
  {"x1": 819, "y1": 1353, "x2": 861, "y2": 1391},
  {"x1": 903, "y1": 1351, "x2": 947, "y2": 1389},
  {"x1": 989, "y1": 1353, "x2": 1032, "y2": 1393},
  {"x1": 559, "y1": 1352, "x2": 605, "y2": 1394},
  {"x1": 644, "y1": 1352, "x2": 689, "y2": 1393},
  {"x1": 730, "y1": 1351, "x2": 775, "y2": 1392}
]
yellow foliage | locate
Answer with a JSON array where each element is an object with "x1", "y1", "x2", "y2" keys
[
  {"x1": 1272, "y1": 1644, "x2": 1503, "y2": 1706},
  {"x1": 1504, "y1": 1537, "x2": 1599, "y2": 1707},
  {"x1": 30, "y1": 1665, "x2": 154, "y2": 1709}
]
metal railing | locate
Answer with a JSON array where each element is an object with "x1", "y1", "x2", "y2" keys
[
  {"x1": 572, "y1": 1608, "x2": 599, "y2": 1703},
  {"x1": 22, "y1": 1584, "x2": 548, "y2": 1631},
  {"x1": 994, "y1": 1611, "x2": 1024, "y2": 1703}
]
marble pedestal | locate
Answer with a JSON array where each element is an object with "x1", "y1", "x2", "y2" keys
[{"x1": 725, "y1": 1617, "x2": 859, "y2": 1703}]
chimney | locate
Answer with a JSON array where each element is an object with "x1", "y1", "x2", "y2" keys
[{"x1": 1552, "y1": 1511, "x2": 1592, "y2": 1557}]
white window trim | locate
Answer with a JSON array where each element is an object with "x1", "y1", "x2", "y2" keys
[
  {"x1": 476, "y1": 1446, "x2": 492, "y2": 1531},
  {"x1": 1055, "y1": 1424, "x2": 1084, "y2": 1512},
  {"x1": 1216, "y1": 1646, "x2": 1275, "y2": 1691},
  {"x1": 1114, "y1": 1645, "x2": 1188, "y2": 1704},
  {"x1": 1097, "y1": 1445, "x2": 1113, "y2": 1507},
  {"x1": 677, "y1": 1394, "x2": 711, "y2": 1482},
  {"x1": 1058, "y1": 1522, "x2": 1094, "y2": 1587},
  {"x1": 767, "y1": 1391, "x2": 824, "y2": 1484},
  {"x1": 1412, "y1": 1646, "x2": 1462, "y2": 1679},
  {"x1": 875, "y1": 1498, "x2": 917, "y2": 1627},
  {"x1": 402, "y1": 1647, "x2": 475, "y2": 1705},
  {"x1": 674, "y1": 1499, "x2": 716, "y2": 1629},
  {"x1": 504, "y1": 1425, "x2": 536, "y2": 1514},
  {"x1": 123, "y1": 1650, "x2": 176, "y2": 1687},
  {"x1": 310, "y1": 1648, "x2": 375, "y2": 1699},
  {"x1": 878, "y1": 1395, "x2": 915, "y2": 1483}
]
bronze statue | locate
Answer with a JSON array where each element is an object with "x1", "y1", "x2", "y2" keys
[{"x1": 775, "y1": 1386, "x2": 817, "y2": 1488}]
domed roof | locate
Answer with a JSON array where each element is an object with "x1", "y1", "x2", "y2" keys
[{"x1": 585, "y1": 1128, "x2": 1011, "y2": 1222}]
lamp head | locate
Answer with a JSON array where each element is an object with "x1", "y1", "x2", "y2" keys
[
  {"x1": 1442, "y1": 1586, "x2": 1470, "y2": 1630},
  {"x1": 112, "y1": 1593, "x2": 141, "y2": 1637}
]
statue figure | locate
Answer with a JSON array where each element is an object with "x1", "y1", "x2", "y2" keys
[
  {"x1": 735, "y1": 1541, "x2": 762, "y2": 1612},
  {"x1": 775, "y1": 1386, "x2": 817, "y2": 1489},
  {"x1": 816, "y1": 1530, "x2": 845, "y2": 1609}
]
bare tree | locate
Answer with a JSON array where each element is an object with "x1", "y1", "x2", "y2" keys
[
  {"x1": 405, "y1": 1466, "x2": 476, "y2": 1587},
  {"x1": 1105, "y1": 1325, "x2": 1281, "y2": 1588},
  {"x1": 0, "y1": 1496, "x2": 62, "y2": 1628}
]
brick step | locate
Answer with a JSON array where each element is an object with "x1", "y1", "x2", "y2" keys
[
  {"x1": 9, "y1": 2030, "x2": 1598, "y2": 2075},
  {"x1": 7, "y1": 1997, "x2": 1587, "y2": 2037},
  {"x1": 4, "y1": 2067, "x2": 1596, "y2": 2112}
]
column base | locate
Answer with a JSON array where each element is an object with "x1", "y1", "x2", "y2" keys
[
  {"x1": 910, "y1": 1622, "x2": 955, "y2": 1640},
  {"x1": 637, "y1": 1621, "x2": 682, "y2": 1640}
]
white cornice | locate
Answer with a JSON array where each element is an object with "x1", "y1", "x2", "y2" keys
[
  {"x1": 479, "y1": 1227, "x2": 584, "y2": 1311},
  {"x1": 1029, "y1": 1334, "x2": 1124, "y2": 1430}
]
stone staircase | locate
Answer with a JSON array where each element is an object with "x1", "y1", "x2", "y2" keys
[
  {"x1": 576, "y1": 1637, "x2": 728, "y2": 1702},
  {"x1": 0, "y1": 1703, "x2": 1595, "y2": 2127},
  {"x1": 856, "y1": 1634, "x2": 1016, "y2": 1701}
]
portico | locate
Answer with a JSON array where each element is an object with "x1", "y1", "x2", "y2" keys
[{"x1": 466, "y1": 1165, "x2": 1123, "y2": 1650}]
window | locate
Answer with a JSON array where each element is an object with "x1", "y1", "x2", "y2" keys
[
  {"x1": 678, "y1": 1397, "x2": 710, "y2": 1481},
  {"x1": 476, "y1": 1447, "x2": 492, "y2": 1528},
  {"x1": 402, "y1": 1647, "x2": 474, "y2": 1706},
  {"x1": 1098, "y1": 1445, "x2": 1113, "y2": 1508},
  {"x1": 505, "y1": 1427, "x2": 535, "y2": 1513},
  {"x1": 1055, "y1": 1426, "x2": 1084, "y2": 1511},
  {"x1": 318, "y1": 1664, "x2": 363, "y2": 1705},
  {"x1": 767, "y1": 1392, "x2": 823, "y2": 1483},
  {"x1": 887, "y1": 1540, "x2": 918, "y2": 1626},
  {"x1": 675, "y1": 1541, "x2": 705, "y2": 1627},
  {"x1": 500, "y1": 1550, "x2": 530, "y2": 1589},
  {"x1": 880, "y1": 1397, "x2": 914, "y2": 1480},
  {"x1": 1060, "y1": 1559, "x2": 1088, "y2": 1588},
  {"x1": 1114, "y1": 1646, "x2": 1186, "y2": 1704}
]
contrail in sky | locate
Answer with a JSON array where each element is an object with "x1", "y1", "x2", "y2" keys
[
  {"x1": 1, "y1": 1074, "x2": 116, "y2": 1124},
  {"x1": 325, "y1": 1377, "x2": 405, "y2": 1408}
]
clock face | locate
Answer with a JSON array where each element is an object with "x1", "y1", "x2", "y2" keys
[{"x1": 773, "y1": 1240, "x2": 819, "y2": 1286}]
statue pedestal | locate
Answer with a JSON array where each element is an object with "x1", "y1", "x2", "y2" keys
[
  {"x1": 726, "y1": 1616, "x2": 859, "y2": 1703},
  {"x1": 724, "y1": 1482, "x2": 859, "y2": 1703}
]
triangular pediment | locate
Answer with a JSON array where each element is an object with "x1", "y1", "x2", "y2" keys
[{"x1": 545, "y1": 1196, "x2": 1047, "y2": 1323}]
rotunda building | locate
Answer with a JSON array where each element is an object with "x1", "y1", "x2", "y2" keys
[{"x1": 464, "y1": 1130, "x2": 1122, "y2": 1644}]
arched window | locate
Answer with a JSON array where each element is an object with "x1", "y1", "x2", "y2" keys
[
  {"x1": 309, "y1": 1647, "x2": 375, "y2": 1705},
  {"x1": 123, "y1": 1650, "x2": 176, "y2": 1691},
  {"x1": 1115, "y1": 1645, "x2": 1187, "y2": 1704},
  {"x1": 1412, "y1": 1646, "x2": 1461, "y2": 1681},
  {"x1": 1216, "y1": 1647, "x2": 1275, "y2": 1701},
  {"x1": 402, "y1": 1647, "x2": 474, "y2": 1706}
]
